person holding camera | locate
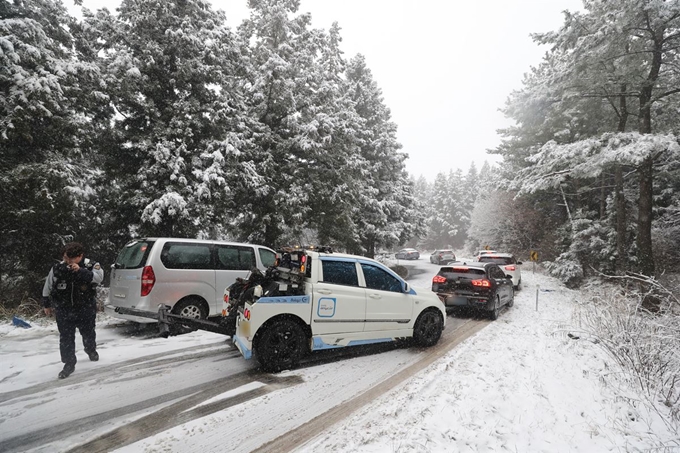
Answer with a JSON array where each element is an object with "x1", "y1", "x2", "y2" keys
[{"x1": 42, "y1": 242, "x2": 104, "y2": 379}]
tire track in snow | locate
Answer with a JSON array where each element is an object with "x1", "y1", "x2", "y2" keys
[
  {"x1": 0, "y1": 370, "x2": 302, "y2": 453},
  {"x1": 252, "y1": 318, "x2": 489, "y2": 453},
  {"x1": 0, "y1": 343, "x2": 237, "y2": 404}
]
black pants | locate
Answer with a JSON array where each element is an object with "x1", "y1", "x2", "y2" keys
[{"x1": 55, "y1": 302, "x2": 97, "y2": 365}]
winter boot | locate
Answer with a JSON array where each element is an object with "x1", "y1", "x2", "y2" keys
[{"x1": 58, "y1": 363, "x2": 75, "y2": 379}]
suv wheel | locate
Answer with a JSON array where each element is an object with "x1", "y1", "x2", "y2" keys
[{"x1": 489, "y1": 296, "x2": 501, "y2": 321}]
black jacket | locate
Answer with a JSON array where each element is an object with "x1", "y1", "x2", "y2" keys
[{"x1": 42, "y1": 258, "x2": 104, "y2": 309}]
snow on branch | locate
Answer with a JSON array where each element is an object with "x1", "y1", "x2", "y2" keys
[{"x1": 513, "y1": 132, "x2": 680, "y2": 195}]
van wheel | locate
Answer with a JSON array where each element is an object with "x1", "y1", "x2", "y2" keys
[
  {"x1": 255, "y1": 319, "x2": 307, "y2": 372},
  {"x1": 413, "y1": 309, "x2": 443, "y2": 347},
  {"x1": 173, "y1": 298, "x2": 208, "y2": 319}
]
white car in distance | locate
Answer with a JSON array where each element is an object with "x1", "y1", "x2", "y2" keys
[{"x1": 476, "y1": 253, "x2": 523, "y2": 290}]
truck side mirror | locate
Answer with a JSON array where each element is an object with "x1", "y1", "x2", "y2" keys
[{"x1": 403, "y1": 282, "x2": 410, "y2": 293}]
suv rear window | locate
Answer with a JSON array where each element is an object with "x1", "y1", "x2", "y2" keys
[
  {"x1": 115, "y1": 240, "x2": 154, "y2": 269},
  {"x1": 439, "y1": 266, "x2": 486, "y2": 279},
  {"x1": 478, "y1": 256, "x2": 514, "y2": 265}
]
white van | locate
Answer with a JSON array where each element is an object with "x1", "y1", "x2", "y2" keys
[{"x1": 105, "y1": 238, "x2": 276, "y2": 323}]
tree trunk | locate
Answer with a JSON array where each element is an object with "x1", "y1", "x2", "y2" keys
[
  {"x1": 634, "y1": 25, "x2": 663, "y2": 277},
  {"x1": 636, "y1": 156, "x2": 655, "y2": 276},
  {"x1": 599, "y1": 173, "x2": 606, "y2": 220},
  {"x1": 614, "y1": 165, "x2": 626, "y2": 273},
  {"x1": 614, "y1": 87, "x2": 628, "y2": 273}
]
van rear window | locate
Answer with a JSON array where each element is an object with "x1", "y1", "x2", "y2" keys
[
  {"x1": 216, "y1": 245, "x2": 256, "y2": 270},
  {"x1": 115, "y1": 240, "x2": 154, "y2": 269}
]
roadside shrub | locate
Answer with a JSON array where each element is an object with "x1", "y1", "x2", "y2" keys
[
  {"x1": 575, "y1": 280, "x2": 680, "y2": 430},
  {"x1": 390, "y1": 265, "x2": 408, "y2": 279},
  {"x1": 544, "y1": 250, "x2": 584, "y2": 288}
]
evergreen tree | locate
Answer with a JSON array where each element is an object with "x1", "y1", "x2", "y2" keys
[
  {"x1": 86, "y1": 0, "x2": 247, "y2": 239},
  {"x1": 1, "y1": 0, "x2": 110, "y2": 303},
  {"x1": 345, "y1": 54, "x2": 422, "y2": 255},
  {"x1": 232, "y1": 0, "x2": 359, "y2": 247},
  {"x1": 497, "y1": 0, "x2": 680, "y2": 277}
]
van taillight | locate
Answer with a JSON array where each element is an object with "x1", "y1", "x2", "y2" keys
[
  {"x1": 141, "y1": 266, "x2": 156, "y2": 296},
  {"x1": 432, "y1": 275, "x2": 446, "y2": 283}
]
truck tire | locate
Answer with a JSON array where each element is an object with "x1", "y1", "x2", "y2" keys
[
  {"x1": 255, "y1": 319, "x2": 307, "y2": 372},
  {"x1": 413, "y1": 309, "x2": 444, "y2": 347}
]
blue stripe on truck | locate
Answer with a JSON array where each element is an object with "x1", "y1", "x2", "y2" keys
[{"x1": 256, "y1": 295, "x2": 310, "y2": 304}]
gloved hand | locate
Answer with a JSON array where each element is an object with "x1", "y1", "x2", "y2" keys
[{"x1": 42, "y1": 296, "x2": 51, "y2": 308}]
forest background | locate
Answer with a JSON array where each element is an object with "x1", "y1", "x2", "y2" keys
[{"x1": 1, "y1": 0, "x2": 679, "y2": 308}]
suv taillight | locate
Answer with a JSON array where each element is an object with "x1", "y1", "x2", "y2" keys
[
  {"x1": 505, "y1": 265, "x2": 516, "y2": 271},
  {"x1": 432, "y1": 275, "x2": 446, "y2": 284},
  {"x1": 471, "y1": 279, "x2": 491, "y2": 288},
  {"x1": 141, "y1": 266, "x2": 156, "y2": 296}
]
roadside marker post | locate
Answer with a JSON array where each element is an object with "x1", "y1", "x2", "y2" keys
[{"x1": 535, "y1": 285, "x2": 540, "y2": 311}]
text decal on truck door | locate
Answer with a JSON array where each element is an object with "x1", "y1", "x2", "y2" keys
[{"x1": 317, "y1": 298, "x2": 336, "y2": 317}]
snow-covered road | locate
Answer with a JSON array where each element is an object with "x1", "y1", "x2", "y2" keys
[{"x1": 1, "y1": 258, "x2": 675, "y2": 452}]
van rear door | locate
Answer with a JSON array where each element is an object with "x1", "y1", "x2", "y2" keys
[{"x1": 109, "y1": 240, "x2": 155, "y2": 310}]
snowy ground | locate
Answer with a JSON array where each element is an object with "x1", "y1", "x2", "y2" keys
[
  {"x1": 299, "y1": 270, "x2": 679, "y2": 452},
  {"x1": 1, "y1": 266, "x2": 677, "y2": 452}
]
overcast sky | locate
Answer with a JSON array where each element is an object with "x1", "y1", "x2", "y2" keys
[{"x1": 70, "y1": 0, "x2": 583, "y2": 181}]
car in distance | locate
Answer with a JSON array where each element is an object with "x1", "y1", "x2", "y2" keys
[
  {"x1": 429, "y1": 249, "x2": 456, "y2": 265},
  {"x1": 432, "y1": 262, "x2": 514, "y2": 320},
  {"x1": 476, "y1": 253, "x2": 523, "y2": 289},
  {"x1": 395, "y1": 248, "x2": 420, "y2": 260},
  {"x1": 474, "y1": 249, "x2": 498, "y2": 259}
]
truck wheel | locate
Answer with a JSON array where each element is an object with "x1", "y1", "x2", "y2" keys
[
  {"x1": 413, "y1": 309, "x2": 443, "y2": 347},
  {"x1": 255, "y1": 319, "x2": 307, "y2": 372}
]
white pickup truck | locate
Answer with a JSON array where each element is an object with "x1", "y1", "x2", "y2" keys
[{"x1": 232, "y1": 249, "x2": 446, "y2": 371}]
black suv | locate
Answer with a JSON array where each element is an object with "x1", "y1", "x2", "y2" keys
[{"x1": 431, "y1": 262, "x2": 514, "y2": 320}]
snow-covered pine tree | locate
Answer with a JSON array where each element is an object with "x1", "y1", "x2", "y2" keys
[
  {"x1": 232, "y1": 0, "x2": 355, "y2": 247},
  {"x1": 344, "y1": 54, "x2": 422, "y2": 256},
  {"x1": 86, "y1": 0, "x2": 246, "y2": 239},
  {"x1": 0, "y1": 0, "x2": 110, "y2": 304},
  {"x1": 498, "y1": 0, "x2": 680, "y2": 278}
]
